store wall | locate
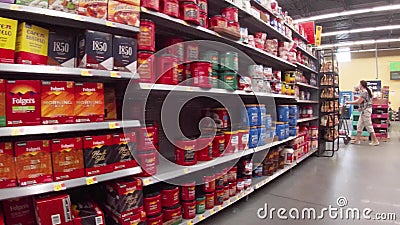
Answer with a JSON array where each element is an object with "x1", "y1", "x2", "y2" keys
[{"x1": 339, "y1": 50, "x2": 400, "y2": 109}]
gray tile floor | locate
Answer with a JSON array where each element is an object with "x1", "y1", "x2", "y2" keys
[{"x1": 199, "y1": 123, "x2": 400, "y2": 224}]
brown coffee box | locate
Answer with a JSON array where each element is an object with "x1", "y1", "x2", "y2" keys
[
  {"x1": 47, "y1": 32, "x2": 76, "y2": 67},
  {"x1": 83, "y1": 135, "x2": 113, "y2": 176},
  {"x1": 0, "y1": 142, "x2": 16, "y2": 188},
  {"x1": 74, "y1": 82, "x2": 104, "y2": 123},
  {"x1": 109, "y1": 132, "x2": 137, "y2": 171},
  {"x1": 78, "y1": 30, "x2": 113, "y2": 70},
  {"x1": 113, "y1": 35, "x2": 137, "y2": 72},
  {"x1": 51, "y1": 137, "x2": 84, "y2": 181}
]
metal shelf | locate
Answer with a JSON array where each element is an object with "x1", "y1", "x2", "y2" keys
[
  {"x1": 296, "y1": 82, "x2": 319, "y2": 90},
  {"x1": 0, "y1": 167, "x2": 142, "y2": 200},
  {"x1": 296, "y1": 100, "x2": 319, "y2": 104},
  {"x1": 296, "y1": 46, "x2": 318, "y2": 61},
  {"x1": 297, "y1": 117, "x2": 319, "y2": 123},
  {"x1": 0, "y1": 63, "x2": 137, "y2": 79},
  {"x1": 250, "y1": 0, "x2": 277, "y2": 18},
  {"x1": 255, "y1": 136, "x2": 297, "y2": 153},
  {"x1": 285, "y1": 23, "x2": 308, "y2": 43},
  {"x1": 0, "y1": 120, "x2": 141, "y2": 137},
  {"x1": 295, "y1": 62, "x2": 318, "y2": 74},
  {"x1": 0, "y1": 3, "x2": 139, "y2": 36},
  {"x1": 140, "y1": 7, "x2": 296, "y2": 70}
]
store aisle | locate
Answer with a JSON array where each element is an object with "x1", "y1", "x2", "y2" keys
[{"x1": 199, "y1": 125, "x2": 400, "y2": 225}]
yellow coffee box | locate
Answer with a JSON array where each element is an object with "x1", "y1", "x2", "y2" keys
[
  {"x1": 15, "y1": 22, "x2": 49, "y2": 65},
  {"x1": 0, "y1": 17, "x2": 18, "y2": 64}
]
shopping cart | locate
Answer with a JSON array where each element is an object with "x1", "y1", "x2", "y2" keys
[{"x1": 339, "y1": 105, "x2": 351, "y2": 145}]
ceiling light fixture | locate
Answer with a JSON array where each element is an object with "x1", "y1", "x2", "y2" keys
[
  {"x1": 294, "y1": 4, "x2": 400, "y2": 23},
  {"x1": 322, "y1": 25, "x2": 400, "y2": 37},
  {"x1": 317, "y1": 38, "x2": 400, "y2": 49}
]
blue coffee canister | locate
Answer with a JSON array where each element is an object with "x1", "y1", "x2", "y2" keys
[
  {"x1": 289, "y1": 105, "x2": 298, "y2": 117},
  {"x1": 258, "y1": 126, "x2": 267, "y2": 146},
  {"x1": 246, "y1": 105, "x2": 259, "y2": 127},
  {"x1": 285, "y1": 123, "x2": 290, "y2": 139},
  {"x1": 276, "y1": 123, "x2": 285, "y2": 141},
  {"x1": 277, "y1": 105, "x2": 289, "y2": 122},
  {"x1": 249, "y1": 126, "x2": 259, "y2": 148},
  {"x1": 289, "y1": 117, "x2": 297, "y2": 126},
  {"x1": 265, "y1": 114, "x2": 272, "y2": 129},
  {"x1": 258, "y1": 104, "x2": 266, "y2": 126},
  {"x1": 289, "y1": 126, "x2": 297, "y2": 136}
]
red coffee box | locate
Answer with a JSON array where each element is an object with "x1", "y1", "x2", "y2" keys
[
  {"x1": 0, "y1": 142, "x2": 16, "y2": 188},
  {"x1": 74, "y1": 82, "x2": 105, "y2": 123},
  {"x1": 34, "y1": 194, "x2": 73, "y2": 225},
  {"x1": 2, "y1": 197, "x2": 36, "y2": 225},
  {"x1": 110, "y1": 132, "x2": 138, "y2": 171},
  {"x1": 104, "y1": 86, "x2": 117, "y2": 120},
  {"x1": 15, "y1": 140, "x2": 53, "y2": 186},
  {"x1": 104, "y1": 177, "x2": 143, "y2": 217},
  {"x1": 78, "y1": 30, "x2": 113, "y2": 70},
  {"x1": 51, "y1": 137, "x2": 84, "y2": 181},
  {"x1": 83, "y1": 135, "x2": 113, "y2": 176},
  {"x1": 105, "y1": 208, "x2": 146, "y2": 225},
  {"x1": 0, "y1": 206, "x2": 4, "y2": 225},
  {"x1": 0, "y1": 79, "x2": 6, "y2": 127},
  {"x1": 6, "y1": 80, "x2": 41, "y2": 127},
  {"x1": 41, "y1": 81, "x2": 75, "y2": 125},
  {"x1": 113, "y1": 35, "x2": 138, "y2": 73},
  {"x1": 47, "y1": 31, "x2": 76, "y2": 67},
  {"x1": 15, "y1": 22, "x2": 49, "y2": 65},
  {"x1": 71, "y1": 201, "x2": 105, "y2": 225},
  {"x1": 0, "y1": 17, "x2": 18, "y2": 64},
  {"x1": 108, "y1": 0, "x2": 140, "y2": 27}
]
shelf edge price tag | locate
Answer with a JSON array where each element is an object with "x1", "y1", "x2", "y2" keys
[
  {"x1": 141, "y1": 6, "x2": 148, "y2": 12},
  {"x1": 105, "y1": 21, "x2": 116, "y2": 27},
  {"x1": 199, "y1": 215, "x2": 205, "y2": 221},
  {"x1": 109, "y1": 122, "x2": 120, "y2": 129},
  {"x1": 86, "y1": 177, "x2": 97, "y2": 185},
  {"x1": 236, "y1": 196, "x2": 239, "y2": 200},
  {"x1": 143, "y1": 178, "x2": 152, "y2": 186},
  {"x1": 81, "y1": 69, "x2": 93, "y2": 77},
  {"x1": 11, "y1": 128, "x2": 23, "y2": 136},
  {"x1": 54, "y1": 182, "x2": 66, "y2": 192},
  {"x1": 183, "y1": 168, "x2": 190, "y2": 174},
  {"x1": 110, "y1": 71, "x2": 121, "y2": 78},
  {"x1": 210, "y1": 209, "x2": 215, "y2": 215},
  {"x1": 10, "y1": 4, "x2": 22, "y2": 10},
  {"x1": 218, "y1": 205, "x2": 222, "y2": 210},
  {"x1": 182, "y1": 21, "x2": 189, "y2": 26}
]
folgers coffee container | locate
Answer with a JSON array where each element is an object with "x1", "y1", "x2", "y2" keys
[
  {"x1": 15, "y1": 22, "x2": 49, "y2": 65},
  {"x1": 6, "y1": 80, "x2": 41, "y2": 126},
  {"x1": 221, "y1": 7, "x2": 238, "y2": 22},
  {"x1": 182, "y1": 200, "x2": 196, "y2": 219},
  {"x1": 175, "y1": 138, "x2": 197, "y2": 166},
  {"x1": 147, "y1": 212, "x2": 163, "y2": 225},
  {"x1": 134, "y1": 125, "x2": 157, "y2": 151},
  {"x1": 228, "y1": 166, "x2": 237, "y2": 182},
  {"x1": 229, "y1": 182, "x2": 237, "y2": 197},
  {"x1": 215, "y1": 172, "x2": 224, "y2": 189},
  {"x1": 180, "y1": 2, "x2": 199, "y2": 25},
  {"x1": 212, "y1": 132, "x2": 225, "y2": 157},
  {"x1": 0, "y1": 17, "x2": 18, "y2": 64},
  {"x1": 161, "y1": 185, "x2": 180, "y2": 207},
  {"x1": 196, "y1": 195, "x2": 205, "y2": 214},
  {"x1": 209, "y1": 15, "x2": 228, "y2": 29},
  {"x1": 163, "y1": 204, "x2": 182, "y2": 225},
  {"x1": 83, "y1": 135, "x2": 113, "y2": 176},
  {"x1": 214, "y1": 188, "x2": 224, "y2": 205},
  {"x1": 198, "y1": 0, "x2": 207, "y2": 14},
  {"x1": 163, "y1": 37, "x2": 184, "y2": 61},
  {"x1": 203, "y1": 175, "x2": 215, "y2": 193},
  {"x1": 238, "y1": 129, "x2": 249, "y2": 151},
  {"x1": 190, "y1": 62, "x2": 212, "y2": 88},
  {"x1": 223, "y1": 130, "x2": 239, "y2": 154},
  {"x1": 110, "y1": 132, "x2": 138, "y2": 171},
  {"x1": 196, "y1": 135, "x2": 213, "y2": 161},
  {"x1": 113, "y1": 35, "x2": 137, "y2": 72},
  {"x1": 160, "y1": 0, "x2": 180, "y2": 18},
  {"x1": 138, "y1": 51, "x2": 155, "y2": 83},
  {"x1": 185, "y1": 42, "x2": 199, "y2": 61},
  {"x1": 15, "y1": 140, "x2": 53, "y2": 186},
  {"x1": 219, "y1": 71, "x2": 238, "y2": 90},
  {"x1": 141, "y1": 0, "x2": 160, "y2": 11},
  {"x1": 205, "y1": 192, "x2": 214, "y2": 209},
  {"x1": 223, "y1": 184, "x2": 229, "y2": 200},
  {"x1": 181, "y1": 182, "x2": 196, "y2": 201},
  {"x1": 199, "y1": 12, "x2": 208, "y2": 28},
  {"x1": 136, "y1": 150, "x2": 157, "y2": 177},
  {"x1": 144, "y1": 191, "x2": 162, "y2": 216},
  {"x1": 200, "y1": 50, "x2": 219, "y2": 70},
  {"x1": 236, "y1": 177, "x2": 244, "y2": 192},
  {"x1": 78, "y1": 30, "x2": 113, "y2": 70},
  {"x1": 138, "y1": 19, "x2": 156, "y2": 52},
  {"x1": 0, "y1": 142, "x2": 16, "y2": 188},
  {"x1": 41, "y1": 81, "x2": 75, "y2": 125},
  {"x1": 74, "y1": 82, "x2": 105, "y2": 123},
  {"x1": 47, "y1": 31, "x2": 76, "y2": 67},
  {"x1": 157, "y1": 54, "x2": 179, "y2": 85},
  {"x1": 51, "y1": 137, "x2": 84, "y2": 181}
]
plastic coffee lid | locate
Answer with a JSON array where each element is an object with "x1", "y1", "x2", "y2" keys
[
  {"x1": 144, "y1": 191, "x2": 160, "y2": 198},
  {"x1": 163, "y1": 204, "x2": 181, "y2": 210},
  {"x1": 147, "y1": 212, "x2": 163, "y2": 218}
]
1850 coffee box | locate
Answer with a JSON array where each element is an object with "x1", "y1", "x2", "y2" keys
[
  {"x1": 78, "y1": 30, "x2": 113, "y2": 70},
  {"x1": 0, "y1": 17, "x2": 18, "y2": 64},
  {"x1": 51, "y1": 137, "x2": 84, "y2": 181},
  {"x1": 41, "y1": 81, "x2": 75, "y2": 125},
  {"x1": 48, "y1": 31, "x2": 76, "y2": 67},
  {"x1": 113, "y1": 35, "x2": 137, "y2": 73},
  {"x1": 0, "y1": 142, "x2": 16, "y2": 188},
  {"x1": 34, "y1": 194, "x2": 73, "y2": 225},
  {"x1": 15, "y1": 22, "x2": 49, "y2": 65},
  {"x1": 83, "y1": 135, "x2": 113, "y2": 176},
  {"x1": 15, "y1": 140, "x2": 53, "y2": 186},
  {"x1": 2, "y1": 197, "x2": 36, "y2": 225},
  {"x1": 74, "y1": 82, "x2": 104, "y2": 123},
  {"x1": 7, "y1": 80, "x2": 41, "y2": 127},
  {"x1": 109, "y1": 132, "x2": 137, "y2": 171}
]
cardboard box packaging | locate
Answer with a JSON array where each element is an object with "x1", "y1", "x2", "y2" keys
[
  {"x1": 2, "y1": 197, "x2": 36, "y2": 225},
  {"x1": 48, "y1": 32, "x2": 76, "y2": 67},
  {"x1": 104, "y1": 86, "x2": 117, "y2": 120},
  {"x1": 0, "y1": 206, "x2": 4, "y2": 225},
  {"x1": 116, "y1": 0, "x2": 139, "y2": 6},
  {"x1": 71, "y1": 201, "x2": 105, "y2": 225},
  {"x1": 6, "y1": 80, "x2": 41, "y2": 127},
  {"x1": 78, "y1": 0, "x2": 108, "y2": 19},
  {"x1": 0, "y1": 79, "x2": 6, "y2": 127},
  {"x1": 0, "y1": 17, "x2": 18, "y2": 64},
  {"x1": 113, "y1": 35, "x2": 137, "y2": 73},
  {"x1": 108, "y1": 0, "x2": 140, "y2": 27},
  {"x1": 78, "y1": 30, "x2": 113, "y2": 70},
  {"x1": 109, "y1": 132, "x2": 137, "y2": 171},
  {"x1": 51, "y1": 137, "x2": 84, "y2": 181},
  {"x1": 49, "y1": 0, "x2": 78, "y2": 13},
  {"x1": 15, "y1": 140, "x2": 53, "y2": 186},
  {"x1": 105, "y1": 208, "x2": 146, "y2": 225},
  {"x1": 15, "y1": 22, "x2": 49, "y2": 65},
  {"x1": 15, "y1": 0, "x2": 48, "y2": 8},
  {"x1": 34, "y1": 194, "x2": 73, "y2": 225},
  {"x1": 74, "y1": 82, "x2": 104, "y2": 123},
  {"x1": 0, "y1": 142, "x2": 16, "y2": 188},
  {"x1": 83, "y1": 135, "x2": 113, "y2": 176},
  {"x1": 41, "y1": 81, "x2": 75, "y2": 125}
]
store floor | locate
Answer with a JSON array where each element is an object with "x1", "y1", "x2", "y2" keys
[{"x1": 199, "y1": 123, "x2": 400, "y2": 225}]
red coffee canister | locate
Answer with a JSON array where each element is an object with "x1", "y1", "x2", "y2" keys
[
  {"x1": 175, "y1": 138, "x2": 197, "y2": 166},
  {"x1": 163, "y1": 37, "x2": 185, "y2": 61},
  {"x1": 135, "y1": 126, "x2": 156, "y2": 151},
  {"x1": 228, "y1": 166, "x2": 237, "y2": 182},
  {"x1": 244, "y1": 175, "x2": 252, "y2": 190},
  {"x1": 161, "y1": 185, "x2": 180, "y2": 207},
  {"x1": 141, "y1": 0, "x2": 160, "y2": 11},
  {"x1": 144, "y1": 192, "x2": 162, "y2": 216},
  {"x1": 196, "y1": 135, "x2": 213, "y2": 161},
  {"x1": 236, "y1": 177, "x2": 244, "y2": 192},
  {"x1": 212, "y1": 132, "x2": 225, "y2": 157},
  {"x1": 221, "y1": 7, "x2": 238, "y2": 22},
  {"x1": 238, "y1": 129, "x2": 249, "y2": 151},
  {"x1": 190, "y1": 62, "x2": 212, "y2": 88},
  {"x1": 222, "y1": 168, "x2": 229, "y2": 184},
  {"x1": 209, "y1": 15, "x2": 228, "y2": 29},
  {"x1": 223, "y1": 131, "x2": 239, "y2": 154},
  {"x1": 147, "y1": 212, "x2": 163, "y2": 225},
  {"x1": 157, "y1": 54, "x2": 179, "y2": 85},
  {"x1": 198, "y1": 0, "x2": 207, "y2": 14},
  {"x1": 229, "y1": 182, "x2": 237, "y2": 197},
  {"x1": 199, "y1": 12, "x2": 208, "y2": 28},
  {"x1": 205, "y1": 192, "x2": 214, "y2": 209},
  {"x1": 138, "y1": 51, "x2": 155, "y2": 83},
  {"x1": 203, "y1": 175, "x2": 215, "y2": 193},
  {"x1": 136, "y1": 150, "x2": 157, "y2": 177},
  {"x1": 185, "y1": 42, "x2": 199, "y2": 61},
  {"x1": 223, "y1": 184, "x2": 229, "y2": 200},
  {"x1": 182, "y1": 200, "x2": 196, "y2": 219},
  {"x1": 161, "y1": 0, "x2": 180, "y2": 18},
  {"x1": 215, "y1": 172, "x2": 224, "y2": 189},
  {"x1": 228, "y1": 21, "x2": 240, "y2": 33},
  {"x1": 163, "y1": 204, "x2": 182, "y2": 223},
  {"x1": 138, "y1": 19, "x2": 156, "y2": 52},
  {"x1": 181, "y1": 182, "x2": 196, "y2": 201},
  {"x1": 214, "y1": 188, "x2": 224, "y2": 205},
  {"x1": 180, "y1": 2, "x2": 200, "y2": 25}
]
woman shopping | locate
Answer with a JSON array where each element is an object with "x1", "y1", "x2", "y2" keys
[{"x1": 346, "y1": 80, "x2": 380, "y2": 146}]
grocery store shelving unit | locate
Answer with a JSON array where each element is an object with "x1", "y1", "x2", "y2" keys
[{"x1": 372, "y1": 102, "x2": 390, "y2": 141}]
